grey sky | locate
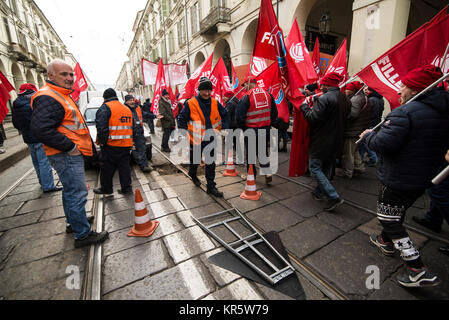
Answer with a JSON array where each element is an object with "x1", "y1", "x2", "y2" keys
[{"x1": 34, "y1": 0, "x2": 147, "y2": 87}]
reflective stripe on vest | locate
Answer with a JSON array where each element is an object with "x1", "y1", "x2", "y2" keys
[
  {"x1": 31, "y1": 84, "x2": 93, "y2": 157},
  {"x1": 246, "y1": 88, "x2": 272, "y2": 128},
  {"x1": 106, "y1": 101, "x2": 133, "y2": 147},
  {"x1": 187, "y1": 97, "x2": 222, "y2": 145}
]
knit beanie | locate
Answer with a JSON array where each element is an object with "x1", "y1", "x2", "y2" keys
[
  {"x1": 103, "y1": 88, "x2": 117, "y2": 100},
  {"x1": 402, "y1": 65, "x2": 443, "y2": 92},
  {"x1": 124, "y1": 95, "x2": 134, "y2": 103},
  {"x1": 198, "y1": 77, "x2": 213, "y2": 91},
  {"x1": 320, "y1": 72, "x2": 344, "y2": 87}
]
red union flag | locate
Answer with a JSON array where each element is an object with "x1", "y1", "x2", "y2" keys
[
  {"x1": 0, "y1": 70, "x2": 15, "y2": 123},
  {"x1": 323, "y1": 38, "x2": 348, "y2": 87},
  {"x1": 356, "y1": 12, "x2": 449, "y2": 109},
  {"x1": 71, "y1": 63, "x2": 88, "y2": 102},
  {"x1": 255, "y1": 63, "x2": 289, "y2": 123},
  {"x1": 245, "y1": 56, "x2": 269, "y2": 80},
  {"x1": 179, "y1": 53, "x2": 214, "y2": 100},
  {"x1": 211, "y1": 58, "x2": 231, "y2": 105},
  {"x1": 142, "y1": 59, "x2": 188, "y2": 86},
  {"x1": 312, "y1": 37, "x2": 322, "y2": 78},
  {"x1": 151, "y1": 59, "x2": 167, "y2": 115},
  {"x1": 285, "y1": 19, "x2": 318, "y2": 101}
]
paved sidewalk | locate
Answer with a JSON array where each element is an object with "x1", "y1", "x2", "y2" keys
[{"x1": 0, "y1": 122, "x2": 29, "y2": 174}]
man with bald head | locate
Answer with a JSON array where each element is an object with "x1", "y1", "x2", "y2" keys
[{"x1": 31, "y1": 59, "x2": 109, "y2": 248}]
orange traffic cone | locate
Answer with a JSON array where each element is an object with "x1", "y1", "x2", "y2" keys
[
  {"x1": 223, "y1": 150, "x2": 239, "y2": 177},
  {"x1": 128, "y1": 189, "x2": 160, "y2": 237},
  {"x1": 240, "y1": 164, "x2": 262, "y2": 201}
]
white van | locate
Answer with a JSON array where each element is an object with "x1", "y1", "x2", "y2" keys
[{"x1": 78, "y1": 91, "x2": 153, "y2": 169}]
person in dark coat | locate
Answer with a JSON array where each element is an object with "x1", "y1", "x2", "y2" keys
[
  {"x1": 338, "y1": 81, "x2": 371, "y2": 179},
  {"x1": 94, "y1": 89, "x2": 133, "y2": 196},
  {"x1": 361, "y1": 65, "x2": 449, "y2": 288},
  {"x1": 359, "y1": 87, "x2": 384, "y2": 166},
  {"x1": 142, "y1": 98, "x2": 156, "y2": 134},
  {"x1": 12, "y1": 83, "x2": 60, "y2": 193},
  {"x1": 300, "y1": 72, "x2": 350, "y2": 211},
  {"x1": 158, "y1": 89, "x2": 176, "y2": 152}
]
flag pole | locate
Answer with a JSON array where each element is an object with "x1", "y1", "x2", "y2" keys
[
  {"x1": 356, "y1": 72, "x2": 449, "y2": 144},
  {"x1": 439, "y1": 41, "x2": 449, "y2": 72},
  {"x1": 432, "y1": 165, "x2": 449, "y2": 185}
]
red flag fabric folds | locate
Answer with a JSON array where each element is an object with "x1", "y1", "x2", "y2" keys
[
  {"x1": 0, "y1": 70, "x2": 15, "y2": 123},
  {"x1": 71, "y1": 63, "x2": 88, "y2": 102},
  {"x1": 312, "y1": 37, "x2": 322, "y2": 78},
  {"x1": 211, "y1": 58, "x2": 231, "y2": 105},
  {"x1": 356, "y1": 12, "x2": 449, "y2": 109},
  {"x1": 323, "y1": 38, "x2": 348, "y2": 87},
  {"x1": 179, "y1": 54, "x2": 214, "y2": 100},
  {"x1": 151, "y1": 59, "x2": 168, "y2": 115}
]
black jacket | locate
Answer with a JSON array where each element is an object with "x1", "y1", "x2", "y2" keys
[
  {"x1": 366, "y1": 88, "x2": 449, "y2": 191},
  {"x1": 225, "y1": 97, "x2": 239, "y2": 129},
  {"x1": 368, "y1": 91, "x2": 385, "y2": 128},
  {"x1": 158, "y1": 97, "x2": 176, "y2": 129},
  {"x1": 96, "y1": 97, "x2": 116, "y2": 146},
  {"x1": 300, "y1": 87, "x2": 351, "y2": 159},
  {"x1": 125, "y1": 103, "x2": 144, "y2": 137},
  {"x1": 12, "y1": 90, "x2": 39, "y2": 144},
  {"x1": 30, "y1": 81, "x2": 76, "y2": 153}
]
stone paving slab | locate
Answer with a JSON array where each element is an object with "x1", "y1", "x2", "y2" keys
[
  {"x1": 200, "y1": 248, "x2": 241, "y2": 287},
  {"x1": 17, "y1": 196, "x2": 63, "y2": 214},
  {"x1": 176, "y1": 203, "x2": 226, "y2": 228},
  {"x1": 262, "y1": 181, "x2": 309, "y2": 200},
  {"x1": 0, "y1": 211, "x2": 42, "y2": 232},
  {"x1": 246, "y1": 202, "x2": 305, "y2": 233},
  {"x1": 150, "y1": 198, "x2": 186, "y2": 219},
  {"x1": 0, "y1": 190, "x2": 43, "y2": 208},
  {"x1": 203, "y1": 278, "x2": 264, "y2": 300},
  {"x1": 0, "y1": 203, "x2": 23, "y2": 220},
  {"x1": 279, "y1": 192, "x2": 326, "y2": 218},
  {"x1": 39, "y1": 206, "x2": 65, "y2": 222},
  {"x1": 103, "y1": 214, "x2": 184, "y2": 256},
  {"x1": 228, "y1": 192, "x2": 278, "y2": 214},
  {"x1": 103, "y1": 258, "x2": 215, "y2": 300},
  {"x1": 102, "y1": 239, "x2": 170, "y2": 295},
  {"x1": 304, "y1": 230, "x2": 404, "y2": 299},
  {"x1": 316, "y1": 204, "x2": 374, "y2": 233},
  {"x1": 163, "y1": 225, "x2": 216, "y2": 264},
  {"x1": 279, "y1": 218, "x2": 343, "y2": 259},
  {"x1": 104, "y1": 209, "x2": 135, "y2": 233}
]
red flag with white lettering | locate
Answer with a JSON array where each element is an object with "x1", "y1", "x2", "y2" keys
[
  {"x1": 356, "y1": 13, "x2": 449, "y2": 109},
  {"x1": 211, "y1": 58, "x2": 231, "y2": 105},
  {"x1": 173, "y1": 86, "x2": 180, "y2": 118},
  {"x1": 71, "y1": 63, "x2": 88, "y2": 102},
  {"x1": 312, "y1": 37, "x2": 322, "y2": 78},
  {"x1": 151, "y1": 59, "x2": 167, "y2": 115},
  {"x1": 179, "y1": 54, "x2": 213, "y2": 100},
  {"x1": 323, "y1": 38, "x2": 348, "y2": 87},
  {"x1": 285, "y1": 19, "x2": 318, "y2": 103},
  {"x1": 0, "y1": 70, "x2": 15, "y2": 123},
  {"x1": 230, "y1": 61, "x2": 245, "y2": 99},
  {"x1": 244, "y1": 56, "x2": 269, "y2": 81},
  {"x1": 255, "y1": 62, "x2": 290, "y2": 123}
]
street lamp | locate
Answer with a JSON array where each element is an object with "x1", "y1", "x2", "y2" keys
[{"x1": 319, "y1": 13, "x2": 331, "y2": 35}]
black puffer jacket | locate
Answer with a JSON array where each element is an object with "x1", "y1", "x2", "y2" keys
[
  {"x1": 366, "y1": 88, "x2": 449, "y2": 191},
  {"x1": 30, "y1": 81, "x2": 76, "y2": 153},
  {"x1": 225, "y1": 96, "x2": 239, "y2": 129},
  {"x1": 300, "y1": 87, "x2": 351, "y2": 159},
  {"x1": 12, "y1": 90, "x2": 39, "y2": 144},
  {"x1": 368, "y1": 90, "x2": 385, "y2": 128},
  {"x1": 344, "y1": 91, "x2": 371, "y2": 138}
]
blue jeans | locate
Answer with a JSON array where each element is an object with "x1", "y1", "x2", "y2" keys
[
  {"x1": 309, "y1": 157, "x2": 339, "y2": 200},
  {"x1": 359, "y1": 139, "x2": 378, "y2": 164},
  {"x1": 47, "y1": 153, "x2": 91, "y2": 239},
  {"x1": 132, "y1": 134, "x2": 148, "y2": 169},
  {"x1": 28, "y1": 143, "x2": 56, "y2": 192}
]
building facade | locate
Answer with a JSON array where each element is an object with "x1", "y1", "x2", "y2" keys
[
  {"x1": 117, "y1": 0, "x2": 446, "y2": 108},
  {"x1": 0, "y1": 0, "x2": 94, "y2": 116}
]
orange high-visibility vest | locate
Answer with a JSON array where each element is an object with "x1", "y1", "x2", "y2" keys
[
  {"x1": 135, "y1": 106, "x2": 144, "y2": 128},
  {"x1": 187, "y1": 97, "x2": 222, "y2": 145},
  {"x1": 246, "y1": 87, "x2": 272, "y2": 128},
  {"x1": 106, "y1": 100, "x2": 133, "y2": 147},
  {"x1": 31, "y1": 83, "x2": 93, "y2": 157}
]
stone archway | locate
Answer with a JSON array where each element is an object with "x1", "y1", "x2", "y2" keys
[
  {"x1": 240, "y1": 19, "x2": 259, "y2": 66},
  {"x1": 0, "y1": 59, "x2": 6, "y2": 74},
  {"x1": 38, "y1": 75, "x2": 45, "y2": 89},
  {"x1": 193, "y1": 51, "x2": 206, "y2": 71},
  {"x1": 11, "y1": 63, "x2": 25, "y2": 89},
  {"x1": 25, "y1": 70, "x2": 36, "y2": 86},
  {"x1": 213, "y1": 39, "x2": 232, "y2": 76}
]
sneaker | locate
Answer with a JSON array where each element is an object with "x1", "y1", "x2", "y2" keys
[
  {"x1": 265, "y1": 175, "x2": 273, "y2": 185},
  {"x1": 311, "y1": 191, "x2": 326, "y2": 202},
  {"x1": 397, "y1": 267, "x2": 440, "y2": 288},
  {"x1": 43, "y1": 187, "x2": 63, "y2": 193},
  {"x1": 66, "y1": 216, "x2": 95, "y2": 234},
  {"x1": 439, "y1": 245, "x2": 449, "y2": 257},
  {"x1": 412, "y1": 216, "x2": 441, "y2": 233},
  {"x1": 141, "y1": 166, "x2": 153, "y2": 173},
  {"x1": 93, "y1": 188, "x2": 113, "y2": 196},
  {"x1": 118, "y1": 189, "x2": 133, "y2": 195},
  {"x1": 324, "y1": 198, "x2": 344, "y2": 211},
  {"x1": 207, "y1": 187, "x2": 224, "y2": 198},
  {"x1": 369, "y1": 234, "x2": 395, "y2": 256},
  {"x1": 0, "y1": 147, "x2": 5, "y2": 154},
  {"x1": 74, "y1": 231, "x2": 109, "y2": 249}
]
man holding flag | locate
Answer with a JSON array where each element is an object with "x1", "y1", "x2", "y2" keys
[{"x1": 361, "y1": 65, "x2": 449, "y2": 288}]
